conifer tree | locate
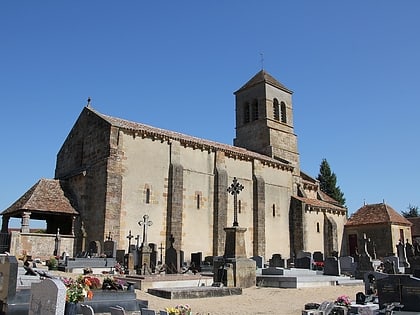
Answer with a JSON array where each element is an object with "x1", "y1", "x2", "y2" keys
[
  {"x1": 316, "y1": 158, "x2": 346, "y2": 206},
  {"x1": 401, "y1": 204, "x2": 419, "y2": 218}
]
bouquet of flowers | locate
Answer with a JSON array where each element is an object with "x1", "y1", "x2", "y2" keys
[
  {"x1": 62, "y1": 276, "x2": 98, "y2": 303},
  {"x1": 335, "y1": 295, "x2": 351, "y2": 307},
  {"x1": 165, "y1": 304, "x2": 192, "y2": 315}
]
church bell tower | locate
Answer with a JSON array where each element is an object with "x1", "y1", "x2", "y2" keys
[{"x1": 233, "y1": 70, "x2": 300, "y2": 174}]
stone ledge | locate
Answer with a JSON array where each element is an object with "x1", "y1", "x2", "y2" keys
[{"x1": 147, "y1": 286, "x2": 242, "y2": 299}]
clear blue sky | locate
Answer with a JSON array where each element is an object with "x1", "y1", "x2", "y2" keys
[{"x1": 1, "y1": 1, "x2": 420, "y2": 228}]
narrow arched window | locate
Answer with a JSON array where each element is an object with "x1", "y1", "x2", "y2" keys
[
  {"x1": 273, "y1": 99, "x2": 280, "y2": 121},
  {"x1": 280, "y1": 101, "x2": 287, "y2": 123},
  {"x1": 238, "y1": 200, "x2": 242, "y2": 214},
  {"x1": 146, "y1": 188, "x2": 150, "y2": 204},
  {"x1": 252, "y1": 99, "x2": 259, "y2": 121},
  {"x1": 316, "y1": 222, "x2": 320, "y2": 233},
  {"x1": 272, "y1": 204, "x2": 276, "y2": 217},
  {"x1": 244, "y1": 103, "x2": 250, "y2": 124},
  {"x1": 197, "y1": 194, "x2": 201, "y2": 209}
]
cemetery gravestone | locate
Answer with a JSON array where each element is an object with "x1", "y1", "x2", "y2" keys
[
  {"x1": 29, "y1": 278, "x2": 66, "y2": 315},
  {"x1": 191, "y1": 252, "x2": 202, "y2": 272},
  {"x1": 88, "y1": 241, "x2": 101, "y2": 257},
  {"x1": 269, "y1": 254, "x2": 283, "y2": 268},
  {"x1": 251, "y1": 256, "x2": 264, "y2": 269},
  {"x1": 295, "y1": 252, "x2": 311, "y2": 269},
  {"x1": 339, "y1": 256, "x2": 356, "y2": 276},
  {"x1": 0, "y1": 255, "x2": 18, "y2": 303},
  {"x1": 103, "y1": 240, "x2": 117, "y2": 258},
  {"x1": 396, "y1": 240, "x2": 408, "y2": 267},
  {"x1": 313, "y1": 251, "x2": 324, "y2": 270},
  {"x1": 323, "y1": 257, "x2": 340, "y2": 276}
]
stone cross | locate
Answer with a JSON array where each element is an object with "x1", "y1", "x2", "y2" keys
[
  {"x1": 126, "y1": 230, "x2": 133, "y2": 252},
  {"x1": 138, "y1": 214, "x2": 153, "y2": 247},
  {"x1": 53, "y1": 228, "x2": 61, "y2": 256},
  {"x1": 227, "y1": 177, "x2": 244, "y2": 227}
]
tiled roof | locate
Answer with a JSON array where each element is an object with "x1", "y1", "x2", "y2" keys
[
  {"x1": 407, "y1": 217, "x2": 420, "y2": 237},
  {"x1": 89, "y1": 107, "x2": 294, "y2": 172},
  {"x1": 345, "y1": 203, "x2": 412, "y2": 227},
  {"x1": 1, "y1": 179, "x2": 78, "y2": 216},
  {"x1": 234, "y1": 70, "x2": 293, "y2": 94},
  {"x1": 293, "y1": 196, "x2": 346, "y2": 213}
]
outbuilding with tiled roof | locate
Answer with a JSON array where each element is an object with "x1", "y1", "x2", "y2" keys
[
  {"x1": 343, "y1": 202, "x2": 412, "y2": 259},
  {"x1": 1, "y1": 178, "x2": 78, "y2": 235}
]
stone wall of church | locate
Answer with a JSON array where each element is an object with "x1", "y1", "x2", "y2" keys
[
  {"x1": 117, "y1": 129, "x2": 294, "y2": 261},
  {"x1": 55, "y1": 108, "x2": 112, "y2": 250}
]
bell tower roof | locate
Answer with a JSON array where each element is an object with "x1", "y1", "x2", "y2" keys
[{"x1": 235, "y1": 70, "x2": 293, "y2": 95}]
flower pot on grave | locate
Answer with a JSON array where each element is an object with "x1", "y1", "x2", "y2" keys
[{"x1": 64, "y1": 302, "x2": 77, "y2": 315}]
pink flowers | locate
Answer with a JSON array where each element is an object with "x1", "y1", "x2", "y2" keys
[{"x1": 335, "y1": 295, "x2": 351, "y2": 307}]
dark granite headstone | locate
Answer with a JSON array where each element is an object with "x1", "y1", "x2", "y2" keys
[
  {"x1": 103, "y1": 240, "x2": 116, "y2": 258},
  {"x1": 323, "y1": 257, "x2": 340, "y2": 276},
  {"x1": 116, "y1": 250, "x2": 125, "y2": 265},
  {"x1": 339, "y1": 256, "x2": 356, "y2": 276},
  {"x1": 295, "y1": 256, "x2": 311, "y2": 269},
  {"x1": 165, "y1": 247, "x2": 179, "y2": 274},
  {"x1": 88, "y1": 241, "x2": 101, "y2": 257},
  {"x1": 251, "y1": 256, "x2": 264, "y2": 268},
  {"x1": 313, "y1": 251, "x2": 323, "y2": 263},
  {"x1": 356, "y1": 291, "x2": 366, "y2": 305},
  {"x1": 383, "y1": 259, "x2": 396, "y2": 274},
  {"x1": 191, "y1": 252, "x2": 202, "y2": 272},
  {"x1": 377, "y1": 274, "x2": 420, "y2": 312},
  {"x1": 269, "y1": 254, "x2": 283, "y2": 268}
]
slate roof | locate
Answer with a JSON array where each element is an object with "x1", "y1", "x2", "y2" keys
[
  {"x1": 345, "y1": 203, "x2": 412, "y2": 227},
  {"x1": 234, "y1": 70, "x2": 293, "y2": 94},
  {"x1": 90, "y1": 107, "x2": 294, "y2": 172},
  {"x1": 2, "y1": 178, "x2": 78, "y2": 216}
]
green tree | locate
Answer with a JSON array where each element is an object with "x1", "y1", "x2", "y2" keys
[
  {"x1": 401, "y1": 204, "x2": 419, "y2": 218},
  {"x1": 316, "y1": 158, "x2": 346, "y2": 206}
]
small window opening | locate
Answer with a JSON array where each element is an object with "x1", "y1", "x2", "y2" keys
[
  {"x1": 197, "y1": 194, "x2": 201, "y2": 209},
  {"x1": 273, "y1": 99, "x2": 280, "y2": 121},
  {"x1": 146, "y1": 188, "x2": 150, "y2": 204},
  {"x1": 316, "y1": 222, "x2": 320, "y2": 233},
  {"x1": 280, "y1": 101, "x2": 287, "y2": 123},
  {"x1": 238, "y1": 200, "x2": 242, "y2": 214},
  {"x1": 272, "y1": 204, "x2": 276, "y2": 217}
]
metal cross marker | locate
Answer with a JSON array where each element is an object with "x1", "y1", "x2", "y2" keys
[
  {"x1": 138, "y1": 214, "x2": 153, "y2": 247},
  {"x1": 227, "y1": 177, "x2": 244, "y2": 227},
  {"x1": 126, "y1": 230, "x2": 133, "y2": 252},
  {"x1": 158, "y1": 242, "x2": 164, "y2": 264}
]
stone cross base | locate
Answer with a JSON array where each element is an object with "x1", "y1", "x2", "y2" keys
[
  {"x1": 213, "y1": 257, "x2": 256, "y2": 288},
  {"x1": 224, "y1": 226, "x2": 247, "y2": 259}
]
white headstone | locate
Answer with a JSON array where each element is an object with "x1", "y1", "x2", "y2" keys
[{"x1": 29, "y1": 278, "x2": 66, "y2": 315}]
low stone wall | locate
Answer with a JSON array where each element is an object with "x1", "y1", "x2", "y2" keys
[{"x1": 9, "y1": 231, "x2": 75, "y2": 261}]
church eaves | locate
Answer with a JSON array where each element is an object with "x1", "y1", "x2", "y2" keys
[
  {"x1": 234, "y1": 70, "x2": 293, "y2": 94},
  {"x1": 88, "y1": 107, "x2": 294, "y2": 172}
]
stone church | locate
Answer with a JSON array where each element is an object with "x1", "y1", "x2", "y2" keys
[{"x1": 2, "y1": 70, "x2": 347, "y2": 261}]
